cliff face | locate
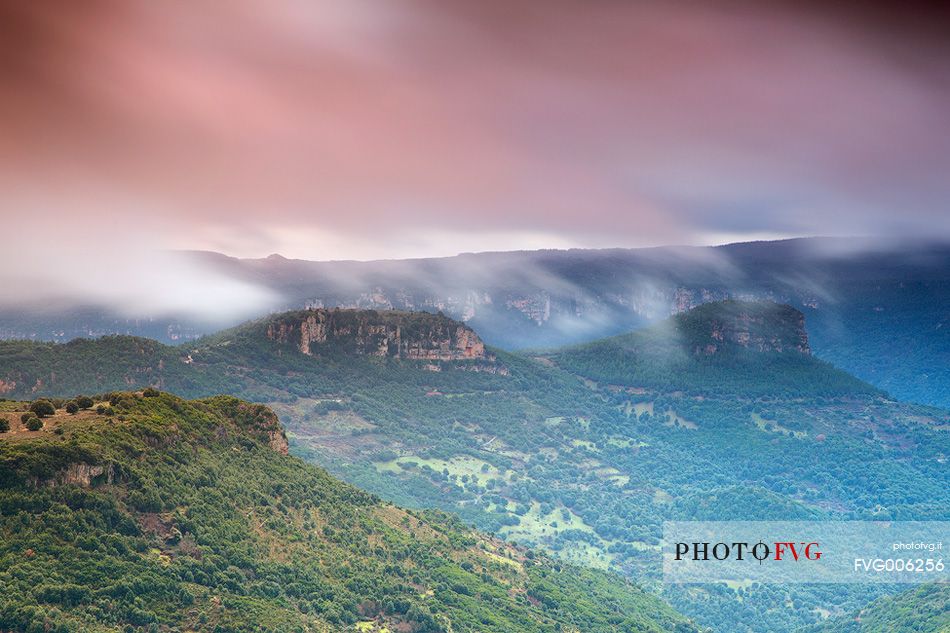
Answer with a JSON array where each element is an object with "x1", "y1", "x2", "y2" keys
[
  {"x1": 264, "y1": 309, "x2": 487, "y2": 361},
  {"x1": 675, "y1": 301, "x2": 811, "y2": 356}
]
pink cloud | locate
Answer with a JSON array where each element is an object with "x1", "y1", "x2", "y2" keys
[{"x1": 0, "y1": 0, "x2": 947, "y2": 260}]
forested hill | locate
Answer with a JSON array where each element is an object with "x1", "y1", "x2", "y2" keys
[
  {"x1": 0, "y1": 391, "x2": 699, "y2": 633},
  {"x1": 546, "y1": 300, "x2": 882, "y2": 398},
  {"x1": 0, "y1": 302, "x2": 875, "y2": 402}
]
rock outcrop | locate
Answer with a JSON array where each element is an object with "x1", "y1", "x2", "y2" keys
[
  {"x1": 676, "y1": 301, "x2": 811, "y2": 356},
  {"x1": 35, "y1": 462, "x2": 116, "y2": 488},
  {"x1": 265, "y1": 309, "x2": 488, "y2": 361},
  {"x1": 205, "y1": 397, "x2": 290, "y2": 455}
]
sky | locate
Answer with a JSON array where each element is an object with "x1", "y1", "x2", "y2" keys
[{"x1": 0, "y1": 1, "x2": 948, "y2": 314}]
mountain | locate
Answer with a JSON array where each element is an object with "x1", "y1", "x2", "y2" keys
[
  {"x1": 547, "y1": 300, "x2": 879, "y2": 398},
  {"x1": 0, "y1": 390, "x2": 699, "y2": 633},
  {"x1": 2, "y1": 303, "x2": 948, "y2": 632},
  {"x1": 3, "y1": 237, "x2": 949, "y2": 406}
]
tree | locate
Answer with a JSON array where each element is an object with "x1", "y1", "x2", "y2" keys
[
  {"x1": 65, "y1": 402, "x2": 79, "y2": 414},
  {"x1": 29, "y1": 400, "x2": 55, "y2": 418},
  {"x1": 26, "y1": 416, "x2": 43, "y2": 431},
  {"x1": 76, "y1": 396, "x2": 95, "y2": 409}
]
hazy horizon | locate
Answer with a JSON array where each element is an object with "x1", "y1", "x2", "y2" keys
[{"x1": 181, "y1": 233, "x2": 946, "y2": 264}]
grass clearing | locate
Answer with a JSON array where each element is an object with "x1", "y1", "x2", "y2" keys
[
  {"x1": 501, "y1": 501, "x2": 597, "y2": 542},
  {"x1": 653, "y1": 489, "x2": 673, "y2": 504},
  {"x1": 632, "y1": 401, "x2": 654, "y2": 416},
  {"x1": 269, "y1": 398, "x2": 376, "y2": 434},
  {"x1": 663, "y1": 410, "x2": 698, "y2": 429},
  {"x1": 374, "y1": 454, "x2": 506, "y2": 486},
  {"x1": 556, "y1": 542, "x2": 614, "y2": 570},
  {"x1": 483, "y1": 550, "x2": 524, "y2": 572},
  {"x1": 751, "y1": 412, "x2": 806, "y2": 438},
  {"x1": 571, "y1": 439, "x2": 599, "y2": 452}
]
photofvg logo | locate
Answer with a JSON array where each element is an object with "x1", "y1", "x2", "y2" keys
[
  {"x1": 675, "y1": 540, "x2": 822, "y2": 563},
  {"x1": 663, "y1": 521, "x2": 950, "y2": 584}
]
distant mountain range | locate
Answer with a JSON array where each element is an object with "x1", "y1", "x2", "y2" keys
[
  {"x1": 3, "y1": 237, "x2": 948, "y2": 406},
  {"x1": 3, "y1": 301, "x2": 948, "y2": 632}
]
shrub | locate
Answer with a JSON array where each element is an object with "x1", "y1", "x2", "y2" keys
[
  {"x1": 142, "y1": 388, "x2": 161, "y2": 398},
  {"x1": 0, "y1": 418, "x2": 9, "y2": 433},
  {"x1": 65, "y1": 402, "x2": 79, "y2": 414},
  {"x1": 29, "y1": 400, "x2": 56, "y2": 418},
  {"x1": 26, "y1": 416, "x2": 43, "y2": 431},
  {"x1": 76, "y1": 396, "x2": 95, "y2": 409}
]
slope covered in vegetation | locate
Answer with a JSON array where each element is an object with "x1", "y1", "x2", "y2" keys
[
  {"x1": 802, "y1": 584, "x2": 950, "y2": 633},
  {"x1": 547, "y1": 301, "x2": 880, "y2": 398},
  {"x1": 0, "y1": 391, "x2": 698, "y2": 633}
]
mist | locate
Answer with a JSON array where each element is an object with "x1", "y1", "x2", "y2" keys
[{"x1": 0, "y1": 206, "x2": 278, "y2": 324}]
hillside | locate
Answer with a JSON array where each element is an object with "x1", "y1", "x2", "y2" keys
[
  {"x1": 1, "y1": 306, "x2": 948, "y2": 632},
  {"x1": 0, "y1": 391, "x2": 698, "y2": 633},
  {"x1": 802, "y1": 584, "x2": 950, "y2": 633},
  {"x1": 546, "y1": 301, "x2": 881, "y2": 398}
]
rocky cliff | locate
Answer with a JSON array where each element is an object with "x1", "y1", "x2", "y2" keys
[
  {"x1": 263, "y1": 308, "x2": 487, "y2": 361},
  {"x1": 672, "y1": 300, "x2": 811, "y2": 356}
]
